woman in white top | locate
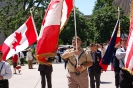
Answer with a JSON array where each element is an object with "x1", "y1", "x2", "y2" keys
[
  {"x1": 26, "y1": 48, "x2": 33, "y2": 69},
  {"x1": 99, "y1": 43, "x2": 106, "y2": 58}
]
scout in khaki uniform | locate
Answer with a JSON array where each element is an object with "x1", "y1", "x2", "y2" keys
[{"x1": 62, "y1": 36, "x2": 93, "y2": 88}]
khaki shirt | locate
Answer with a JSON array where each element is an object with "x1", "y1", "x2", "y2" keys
[{"x1": 66, "y1": 48, "x2": 93, "y2": 72}]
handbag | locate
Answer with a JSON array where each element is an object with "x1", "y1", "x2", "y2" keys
[{"x1": 16, "y1": 65, "x2": 21, "y2": 70}]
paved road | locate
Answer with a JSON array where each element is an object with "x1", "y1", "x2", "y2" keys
[{"x1": 9, "y1": 63, "x2": 115, "y2": 88}]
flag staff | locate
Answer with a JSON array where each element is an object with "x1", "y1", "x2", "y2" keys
[
  {"x1": 30, "y1": 7, "x2": 34, "y2": 16},
  {"x1": 73, "y1": 0, "x2": 79, "y2": 66},
  {"x1": 118, "y1": 7, "x2": 120, "y2": 20},
  {"x1": 73, "y1": 0, "x2": 78, "y2": 50},
  {"x1": 30, "y1": 7, "x2": 38, "y2": 40}
]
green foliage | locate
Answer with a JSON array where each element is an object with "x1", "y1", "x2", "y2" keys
[
  {"x1": 0, "y1": 0, "x2": 50, "y2": 36},
  {"x1": 88, "y1": 6, "x2": 129, "y2": 43},
  {"x1": 59, "y1": 8, "x2": 89, "y2": 45},
  {"x1": 93, "y1": 0, "x2": 114, "y2": 13}
]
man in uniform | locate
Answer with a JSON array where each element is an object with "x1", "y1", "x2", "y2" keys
[
  {"x1": 62, "y1": 36, "x2": 93, "y2": 88},
  {"x1": 112, "y1": 43, "x2": 121, "y2": 88},
  {"x1": 88, "y1": 44, "x2": 102, "y2": 88},
  {"x1": 115, "y1": 34, "x2": 131, "y2": 88},
  {"x1": 0, "y1": 51, "x2": 12, "y2": 88}
]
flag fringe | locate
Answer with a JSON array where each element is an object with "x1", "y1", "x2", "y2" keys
[
  {"x1": 60, "y1": 17, "x2": 70, "y2": 32},
  {"x1": 35, "y1": 52, "x2": 57, "y2": 64},
  {"x1": 122, "y1": 67, "x2": 133, "y2": 75},
  {"x1": 37, "y1": 53, "x2": 57, "y2": 58}
]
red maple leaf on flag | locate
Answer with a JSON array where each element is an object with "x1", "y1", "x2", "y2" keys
[{"x1": 12, "y1": 32, "x2": 22, "y2": 51}]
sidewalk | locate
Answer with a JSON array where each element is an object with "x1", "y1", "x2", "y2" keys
[{"x1": 9, "y1": 63, "x2": 115, "y2": 88}]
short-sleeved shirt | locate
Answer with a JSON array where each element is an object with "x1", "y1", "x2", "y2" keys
[
  {"x1": 0, "y1": 60, "x2": 12, "y2": 79},
  {"x1": 12, "y1": 54, "x2": 18, "y2": 63},
  {"x1": 115, "y1": 47, "x2": 126, "y2": 68},
  {"x1": 26, "y1": 51, "x2": 33, "y2": 60},
  {"x1": 66, "y1": 48, "x2": 93, "y2": 72}
]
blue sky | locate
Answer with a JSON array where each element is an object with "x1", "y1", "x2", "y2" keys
[{"x1": 75, "y1": 0, "x2": 96, "y2": 15}]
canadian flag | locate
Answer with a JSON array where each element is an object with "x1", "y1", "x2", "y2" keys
[
  {"x1": 0, "y1": 45, "x2": 2, "y2": 50},
  {"x1": 2, "y1": 15, "x2": 38, "y2": 60},
  {"x1": 36, "y1": 0, "x2": 73, "y2": 63}
]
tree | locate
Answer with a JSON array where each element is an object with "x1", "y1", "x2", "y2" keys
[
  {"x1": 59, "y1": 8, "x2": 89, "y2": 45},
  {"x1": 0, "y1": 0, "x2": 50, "y2": 36},
  {"x1": 88, "y1": 6, "x2": 129, "y2": 43},
  {"x1": 93, "y1": 0, "x2": 116, "y2": 13}
]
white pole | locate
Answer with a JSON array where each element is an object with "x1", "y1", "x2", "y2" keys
[
  {"x1": 73, "y1": 0, "x2": 78, "y2": 66},
  {"x1": 30, "y1": 7, "x2": 34, "y2": 16},
  {"x1": 118, "y1": 7, "x2": 120, "y2": 20}
]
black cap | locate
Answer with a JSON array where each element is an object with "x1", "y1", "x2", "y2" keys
[{"x1": 121, "y1": 34, "x2": 128, "y2": 39}]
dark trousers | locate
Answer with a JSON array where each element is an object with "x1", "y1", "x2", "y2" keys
[
  {"x1": 89, "y1": 72, "x2": 101, "y2": 88},
  {"x1": 115, "y1": 72, "x2": 120, "y2": 87},
  {"x1": 20, "y1": 58, "x2": 24, "y2": 65},
  {"x1": 114, "y1": 68, "x2": 120, "y2": 87},
  {"x1": 0, "y1": 80, "x2": 9, "y2": 88},
  {"x1": 40, "y1": 71, "x2": 52, "y2": 88},
  {"x1": 57, "y1": 53, "x2": 61, "y2": 63}
]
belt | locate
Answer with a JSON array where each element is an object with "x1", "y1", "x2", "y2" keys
[{"x1": 69, "y1": 69, "x2": 87, "y2": 74}]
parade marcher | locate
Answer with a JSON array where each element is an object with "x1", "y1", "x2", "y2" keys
[
  {"x1": 99, "y1": 43, "x2": 106, "y2": 58},
  {"x1": 62, "y1": 36, "x2": 93, "y2": 88},
  {"x1": 115, "y1": 33, "x2": 132, "y2": 88},
  {"x1": 88, "y1": 44, "x2": 102, "y2": 88},
  {"x1": 38, "y1": 57, "x2": 55, "y2": 88},
  {"x1": 12, "y1": 54, "x2": 21, "y2": 74},
  {"x1": 0, "y1": 51, "x2": 12, "y2": 88},
  {"x1": 26, "y1": 48, "x2": 33, "y2": 69},
  {"x1": 112, "y1": 43, "x2": 121, "y2": 88},
  {"x1": 19, "y1": 51, "x2": 25, "y2": 66}
]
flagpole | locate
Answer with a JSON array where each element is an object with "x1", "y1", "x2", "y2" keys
[
  {"x1": 73, "y1": 0, "x2": 77, "y2": 50},
  {"x1": 118, "y1": 7, "x2": 120, "y2": 20},
  {"x1": 30, "y1": 7, "x2": 38, "y2": 38},
  {"x1": 30, "y1": 7, "x2": 34, "y2": 16},
  {"x1": 73, "y1": 0, "x2": 78, "y2": 66},
  {"x1": 116, "y1": 7, "x2": 120, "y2": 34}
]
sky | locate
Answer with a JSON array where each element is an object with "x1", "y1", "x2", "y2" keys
[{"x1": 75, "y1": 0, "x2": 97, "y2": 15}]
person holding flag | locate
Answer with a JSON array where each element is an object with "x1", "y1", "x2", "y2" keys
[
  {"x1": 115, "y1": 34, "x2": 132, "y2": 88},
  {"x1": 111, "y1": 42, "x2": 121, "y2": 88},
  {"x1": 35, "y1": 0, "x2": 73, "y2": 87},
  {"x1": 62, "y1": 36, "x2": 93, "y2": 88}
]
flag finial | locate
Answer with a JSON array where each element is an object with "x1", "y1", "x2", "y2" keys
[{"x1": 30, "y1": 7, "x2": 34, "y2": 15}]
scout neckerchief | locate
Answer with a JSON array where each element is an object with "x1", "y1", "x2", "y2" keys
[{"x1": 68, "y1": 50, "x2": 85, "y2": 68}]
